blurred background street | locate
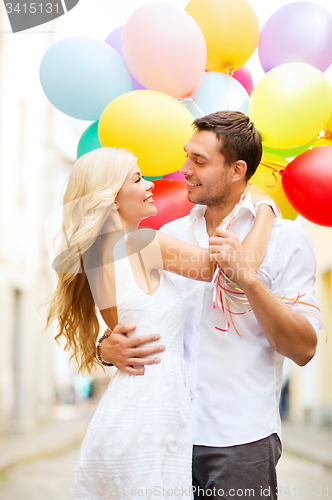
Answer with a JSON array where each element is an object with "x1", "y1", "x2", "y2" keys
[{"x1": 0, "y1": 417, "x2": 332, "y2": 499}]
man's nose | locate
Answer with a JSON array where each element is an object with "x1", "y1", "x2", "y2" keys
[{"x1": 179, "y1": 158, "x2": 193, "y2": 177}]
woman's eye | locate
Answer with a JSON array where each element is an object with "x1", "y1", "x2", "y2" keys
[{"x1": 135, "y1": 177, "x2": 141, "y2": 183}]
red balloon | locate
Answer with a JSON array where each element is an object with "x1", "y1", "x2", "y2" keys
[
  {"x1": 139, "y1": 179, "x2": 194, "y2": 230},
  {"x1": 233, "y1": 65, "x2": 253, "y2": 96},
  {"x1": 282, "y1": 146, "x2": 332, "y2": 226}
]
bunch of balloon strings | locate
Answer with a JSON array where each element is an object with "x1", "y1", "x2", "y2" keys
[{"x1": 212, "y1": 185, "x2": 321, "y2": 339}]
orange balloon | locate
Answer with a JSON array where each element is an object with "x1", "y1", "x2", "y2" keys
[
  {"x1": 325, "y1": 90, "x2": 332, "y2": 136},
  {"x1": 185, "y1": 0, "x2": 259, "y2": 72},
  {"x1": 251, "y1": 152, "x2": 298, "y2": 221}
]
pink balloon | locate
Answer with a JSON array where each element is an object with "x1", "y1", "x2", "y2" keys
[
  {"x1": 163, "y1": 170, "x2": 185, "y2": 180},
  {"x1": 233, "y1": 65, "x2": 253, "y2": 96},
  {"x1": 105, "y1": 26, "x2": 145, "y2": 91},
  {"x1": 122, "y1": 3, "x2": 207, "y2": 99},
  {"x1": 258, "y1": 2, "x2": 332, "y2": 73}
]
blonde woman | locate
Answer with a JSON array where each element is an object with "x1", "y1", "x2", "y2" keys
[{"x1": 46, "y1": 147, "x2": 276, "y2": 499}]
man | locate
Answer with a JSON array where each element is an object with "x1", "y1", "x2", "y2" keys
[{"x1": 99, "y1": 111, "x2": 320, "y2": 498}]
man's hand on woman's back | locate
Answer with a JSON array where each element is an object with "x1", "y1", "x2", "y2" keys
[{"x1": 99, "y1": 324, "x2": 165, "y2": 375}]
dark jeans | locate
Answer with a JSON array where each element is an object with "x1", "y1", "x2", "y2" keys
[{"x1": 192, "y1": 434, "x2": 282, "y2": 500}]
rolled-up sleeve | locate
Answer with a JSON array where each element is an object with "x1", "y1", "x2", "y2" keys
[{"x1": 270, "y1": 223, "x2": 322, "y2": 336}]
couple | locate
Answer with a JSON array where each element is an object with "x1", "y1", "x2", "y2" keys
[{"x1": 47, "y1": 111, "x2": 320, "y2": 499}]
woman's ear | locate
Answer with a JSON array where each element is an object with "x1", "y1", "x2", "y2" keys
[
  {"x1": 111, "y1": 201, "x2": 118, "y2": 211},
  {"x1": 231, "y1": 160, "x2": 247, "y2": 183}
]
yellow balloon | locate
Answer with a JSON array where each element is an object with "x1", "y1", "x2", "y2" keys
[
  {"x1": 185, "y1": 0, "x2": 259, "y2": 72},
  {"x1": 98, "y1": 90, "x2": 193, "y2": 177},
  {"x1": 251, "y1": 152, "x2": 298, "y2": 221},
  {"x1": 248, "y1": 63, "x2": 332, "y2": 150},
  {"x1": 312, "y1": 138, "x2": 332, "y2": 148}
]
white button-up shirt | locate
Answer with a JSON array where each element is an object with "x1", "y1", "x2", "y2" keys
[{"x1": 160, "y1": 194, "x2": 321, "y2": 447}]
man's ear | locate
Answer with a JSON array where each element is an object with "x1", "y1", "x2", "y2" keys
[{"x1": 231, "y1": 160, "x2": 247, "y2": 183}]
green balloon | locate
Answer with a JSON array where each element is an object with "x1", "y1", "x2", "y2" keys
[
  {"x1": 263, "y1": 139, "x2": 315, "y2": 159},
  {"x1": 143, "y1": 175, "x2": 163, "y2": 181},
  {"x1": 77, "y1": 121, "x2": 101, "y2": 159}
]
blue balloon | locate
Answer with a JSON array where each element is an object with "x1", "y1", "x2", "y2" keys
[
  {"x1": 40, "y1": 37, "x2": 133, "y2": 120},
  {"x1": 189, "y1": 71, "x2": 249, "y2": 120}
]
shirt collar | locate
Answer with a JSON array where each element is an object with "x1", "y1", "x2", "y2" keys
[{"x1": 189, "y1": 192, "x2": 256, "y2": 223}]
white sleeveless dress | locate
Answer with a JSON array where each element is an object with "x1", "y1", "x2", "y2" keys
[{"x1": 70, "y1": 236, "x2": 192, "y2": 500}]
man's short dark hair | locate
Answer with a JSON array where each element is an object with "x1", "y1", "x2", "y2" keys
[{"x1": 193, "y1": 111, "x2": 262, "y2": 180}]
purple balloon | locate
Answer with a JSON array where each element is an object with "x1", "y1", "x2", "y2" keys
[
  {"x1": 105, "y1": 25, "x2": 123, "y2": 56},
  {"x1": 258, "y1": 2, "x2": 332, "y2": 73},
  {"x1": 105, "y1": 26, "x2": 145, "y2": 91}
]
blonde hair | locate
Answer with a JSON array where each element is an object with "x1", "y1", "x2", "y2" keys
[{"x1": 46, "y1": 147, "x2": 137, "y2": 374}]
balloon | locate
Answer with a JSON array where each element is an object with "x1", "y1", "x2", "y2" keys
[
  {"x1": 40, "y1": 37, "x2": 133, "y2": 120},
  {"x1": 312, "y1": 138, "x2": 332, "y2": 148},
  {"x1": 139, "y1": 180, "x2": 194, "y2": 230},
  {"x1": 263, "y1": 140, "x2": 315, "y2": 160},
  {"x1": 282, "y1": 146, "x2": 332, "y2": 226},
  {"x1": 77, "y1": 121, "x2": 101, "y2": 159},
  {"x1": 143, "y1": 175, "x2": 163, "y2": 181},
  {"x1": 239, "y1": 98, "x2": 250, "y2": 116},
  {"x1": 104, "y1": 25, "x2": 123, "y2": 55},
  {"x1": 189, "y1": 72, "x2": 249, "y2": 119},
  {"x1": 248, "y1": 63, "x2": 332, "y2": 150},
  {"x1": 105, "y1": 26, "x2": 145, "y2": 91},
  {"x1": 122, "y1": 3, "x2": 207, "y2": 99},
  {"x1": 233, "y1": 65, "x2": 253, "y2": 95},
  {"x1": 163, "y1": 171, "x2": 185, "y2": 180},
  {"x1": 325, "y1": 107, "x2": 332, "y2": 136},
  {"x1": 251, "y1": 152, "x2": 298, "y2": 221},
  {"x1": 185, "y1": 0, "x2": 259, "y2": 72},
  {"x1": 98, "y1": 90, "x2": 194, "y2": 177},
  {"x1": 258, "y1": 2, "x2": 332, "y2": 74}
]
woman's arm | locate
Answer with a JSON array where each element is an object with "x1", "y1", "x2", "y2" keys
[
  {"x1": 156, "y1": 231, "x2": 214, "y2": 281},
  {"x1": 241, "y1": 199, "x2": 277, "y2": 270},
  {"x1": 126, "y1": 228, "x2": 214, "y2": 281}
]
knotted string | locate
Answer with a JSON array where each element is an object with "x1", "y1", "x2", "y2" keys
[
  {"x1": 259, "y1": 161, "x2": 285, "y2": 188},
  {"x1": 178, "y1": 96, "x2": 205, "y2": 117},
  {"x1": 212, "y1": 185, "x2": 251, "y2": 338},
  {"x1": 212, "y1": 186, "x2": 321, "y2": 338}
]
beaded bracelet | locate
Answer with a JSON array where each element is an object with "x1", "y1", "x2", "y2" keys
[{"x1": 96, "y1": 333, "x2": 113, "y2": 367}]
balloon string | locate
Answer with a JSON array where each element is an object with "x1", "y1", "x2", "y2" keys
[
  {"x1": 179, "y1": 96, "x2": 205, "y2": 117},
  {"x1": 323, "y1": 128, "x2": 332, "y2": 141},
  {"x1": 260, "y1": 162, "x2": 285, "y2": 176},
  {"x1": 226, "y1": 66, "x2": 234, "y2": 78},
  {"x1": 226, "y1": 66, "x2": 234, "y2": 112}
]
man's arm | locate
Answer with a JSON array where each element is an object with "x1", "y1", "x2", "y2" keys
[
  {"x1": 99, "y1": 324, "x2": 165, "y2": 375},
  {"x1": 238, "y1": 276, "x2": 317, "y2": 366},
  {"x1": 209, "y1": 224, "x2": 320, "y2": 366}
]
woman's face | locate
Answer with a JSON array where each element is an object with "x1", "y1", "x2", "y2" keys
[{"x1": 115, "y1": 165, "x2": 157, "y2": 226}]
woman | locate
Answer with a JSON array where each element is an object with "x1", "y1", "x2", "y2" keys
[{"x1": 46, "y1": 147, "x2": 276, "y2": 499}]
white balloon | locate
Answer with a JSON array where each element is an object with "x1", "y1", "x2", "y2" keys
[{"x1": 188, "y1": 71, "x2": 249, "y2": 119}]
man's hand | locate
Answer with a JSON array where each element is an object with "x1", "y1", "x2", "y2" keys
[
  {"x1": 99, "y1": 324, "x2": 165, "y2": 376},
  {"x1": 209, "y1": 227, "x2": 257, "y2": 287}
]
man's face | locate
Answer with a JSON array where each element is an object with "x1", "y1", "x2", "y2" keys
[{"x1": 180, "y1": 130, "x2": 234, "y2": 207}]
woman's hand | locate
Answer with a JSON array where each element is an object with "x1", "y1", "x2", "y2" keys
[{"x1": 251, "y1": 193, "x2": 274, "y2": 206}]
